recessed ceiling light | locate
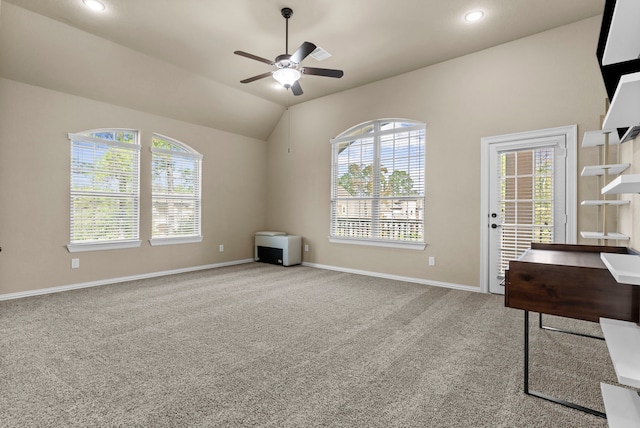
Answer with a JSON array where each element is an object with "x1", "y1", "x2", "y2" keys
[
  {"x1": 464, "y1": 10, "x2": 484, "y2": 22},
  {"x1": 83, "y1": 0, "x2": 106, "y2": 11}
]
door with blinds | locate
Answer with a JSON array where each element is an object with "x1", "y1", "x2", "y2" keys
[{"x1": 488, "y1": 135, "x2": 566, "y2": 294}]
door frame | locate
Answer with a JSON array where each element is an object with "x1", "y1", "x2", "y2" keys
[{"x1": 479, "y1": 125, "x2": 577, "y2": 293}]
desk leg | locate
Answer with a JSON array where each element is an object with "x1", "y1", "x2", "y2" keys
[
  {"x1": 538, "y1": 313, "x2": 604, "y2": 340},
  {"x1": 524, "y1": 310, "x2": 606, "y2": 419}
]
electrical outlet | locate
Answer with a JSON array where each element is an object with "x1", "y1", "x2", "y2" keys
[
  {"x1": 71, "y1": 258, "x2": 80, "y2": 269},
  {"x1": 219, "y1": 244, "x2": 224, "y2": 252},
  {"x1": 428, "y1": 257, "x2": 435, "y2": 266},
  {"x1": 304, "y1": 244, "x2": 309, "y2": 252}
]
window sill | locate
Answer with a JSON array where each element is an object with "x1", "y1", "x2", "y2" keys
[
  {"x1": 67, "y1": 240, "x2": 142, "y2": 253},
  {"x1": 328, "y1": 237, "x2": 426, "y2": 250},
  {"x1": 149, "y1": 236, "x2": 203, "y2": 246}
]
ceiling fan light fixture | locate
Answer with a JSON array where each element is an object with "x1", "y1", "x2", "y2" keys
[{"x1": 273, "y1": 68, "x2": 301, "y2": 87}]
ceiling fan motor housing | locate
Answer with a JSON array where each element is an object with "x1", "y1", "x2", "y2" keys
[{"x1": 275, "y1": 54, "x2": 294, "y2": 67}]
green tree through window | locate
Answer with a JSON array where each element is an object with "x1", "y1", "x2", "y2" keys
[
  {"x1": 68, "y1": 129, "x2": 140, "y2": 251},
  {"x1": 330, "y1": 119, "x2": 426, "y2": 246},
  {"x1": 150, "y1": 134, "x2": 202, "y2": 244}
]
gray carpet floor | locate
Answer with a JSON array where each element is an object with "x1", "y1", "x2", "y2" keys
[{"x1": 0, "y1": 263, "x2": 623, "y2": 427}]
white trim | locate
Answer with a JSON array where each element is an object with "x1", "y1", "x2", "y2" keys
[
  {"x1": 479, "y1": 125, "x2": 577, "y2": 294},
  {"x1": 328, "y1": 237, "x2": 426, "y2": 250},
  {"x1": 149, "y1": 236, "x2": 203, "y2": 246},
  {"x1": 150, "y1": 146, "x2": 203, "y2": 160},
  {"x1": 67, "y1": 240, "x2": 142, "y2": 253},
  {"x1": 302, "y1": 262, "x2": 479, "y2": 293},
  {"x1": 0, "y1": 259, "x2": 255, "y2": 301},
  {"x1": 67, "y1": 133, "x2": 141, "y2": 150},
  {"x1": 330, "y1": 123, "x2": 426, "y2": 144}
]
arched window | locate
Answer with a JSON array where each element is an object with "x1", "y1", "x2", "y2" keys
[
  {"x1": 330, "y1": 119, "x2": 426, "y2": 249},
  {"x1": 150, "y1": 134, "x2": 202, "y2": 245},
  {"x1": 67, "y1": 129, "x2": 141, "y2": 252}
]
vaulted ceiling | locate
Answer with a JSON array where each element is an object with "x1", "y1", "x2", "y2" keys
[{"x1": 0, "y1": 0, "x2": 604, "y2": 140}]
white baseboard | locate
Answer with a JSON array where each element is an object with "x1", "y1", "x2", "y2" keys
[
  {"x1": 301, "y1": 262, "x2": 480, "y2": 293},
  {"x1": 0, "y1": 259, "x2": 255, "y2": 301},
  {"x1": 1, "y1": 259, "x2": 479, "y2": 301}
]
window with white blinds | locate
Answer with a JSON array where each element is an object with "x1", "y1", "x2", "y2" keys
[
  {"x1": 67, "y1": 129, "x2": 141, "y2": 252},
  {"x1": 330, "y1": 119, "x2": 426, "y2": 249},
  {"x1": 150, "y1": 134, "x2": 202, "y2": 246}
]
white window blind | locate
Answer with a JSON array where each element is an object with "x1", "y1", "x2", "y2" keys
[
  {"x1": 330, "y1": 119, "x2": 426, "y2": 248},
  {"x1": 150, "y1": 134, "x2": 202, "y2": 245},
  {"x1": 497, "y1": 147, "x2": 554, "y2": 276},
  {"x1": 68, "y1": 129, "x2": 141, "y2": 252}
]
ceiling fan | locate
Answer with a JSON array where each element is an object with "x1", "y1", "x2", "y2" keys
[{"x1": 234, "y1": 7, "x2": 344, "y2": 96}]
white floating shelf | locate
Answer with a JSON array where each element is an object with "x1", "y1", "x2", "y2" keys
[
  {"x1": 602, "y1": 174, "x2": 640, "y2": 195},
  {"x1": 581, "y1": 129, "x2": 622, "y2": 147},
  {"x1": 603, "y1": 71, "x2": 640, "y2": 130},
  {"x1": 581, "y1": 163, "x2": 630, "y2": 177},
  {"x1": 600, "y1": 383, "x2": 640, "y2": 428},
  {"x1": 580, "y1": 231, "x2": 630, "y2": 241},
  {"x1": 600, "y1": 253, "x2": 640, "y2": 285},
  {"x1": 581, "y1": 200, "x2": 630, "y2": 206},
  {"x1": 600, "y1": 318, "x2": 640, "y2": 389},
  {"x1": 602, "y1": 0, "x2": 640, "y2": 66}
]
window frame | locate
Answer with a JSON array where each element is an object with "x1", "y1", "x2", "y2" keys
[
  {"x1": 67, "y1": 128, "x2": 141, "y2": 253},
  {"x1": 329, "y1": 119, "x2": 426, "y2": 250},
  {"x1": 149, "y1": 133, "x2": 203, "y2": 247}
]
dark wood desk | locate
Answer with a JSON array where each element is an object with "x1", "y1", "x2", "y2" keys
[
  {"x1": 505, "y1": 243, "x2": 639, "y2": 418},
  {"x1": 506, "y1": 243, "x2": 639, "y2": 323}
]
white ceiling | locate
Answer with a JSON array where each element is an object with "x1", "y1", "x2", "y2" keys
[
  {"x1": 5, "y1": 0, "x2": 605, "y2": 104},
  {"x1": 0, "y1": 0, "x2": 605, "y2": 139}
]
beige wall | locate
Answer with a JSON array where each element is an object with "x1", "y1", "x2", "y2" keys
[
  {"x1": 0, "y1": 78, "x2": 267, "y2": 295},
  {"x1": 0, "y1": 15, "x2": 610, "y2": 296},
  {"x1": 266, "y1": 17, "x2": 607, "y2": 288}
]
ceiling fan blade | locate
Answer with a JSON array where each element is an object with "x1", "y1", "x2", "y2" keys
[
  {"x1": 301, "y1": 67, "x2": 344, "y2": 78},
  {"x1": 291, "y1": 80, "x2": 303, "y2": 96},
  {"x1": 290, "y1": 42, "x2": 317, "y2": 64},
  {"x1": 240, "y1": 71, "x2": 273, "y2": 84},
  {"x1": 234, "y1": 51, "x2": 275, "y2": 65}
]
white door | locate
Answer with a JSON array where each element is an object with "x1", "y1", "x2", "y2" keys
[{"x1": 487, "y1": 135, "x2": 567, "y2": 294}]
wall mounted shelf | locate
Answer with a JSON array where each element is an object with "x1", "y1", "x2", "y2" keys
[
  {"x1": 600, "y1": 383, "x2": 640, "y2": 428},
  {"x1": 602, "y1": 174, "x2": 640, "y2": 194},
  {"x1": 581, "y1": 200, "x2": 629, "y2": 206},
  {"x1": 582, "y1": 130, "x2": 621, "y2": 147},
  {"x1": 581, "y1": 163, "x2": 629, "y2": 177},
  {"x1": 600, "y1": 252, "x2": 640, "y2": 285},
  {"x1": 602, "y1": 71, "x2": 640, "y2": 130},
  {"x1": 602, "y1": 0, "x2": 640, "y2": 66},
  {"x1": 600, "y1": 318, "x2": 640, "y2": 388},
  {"x1": 579, "y1": 231, "x2": 629, "y2": 241}
]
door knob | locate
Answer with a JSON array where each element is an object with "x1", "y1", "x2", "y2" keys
[{"x1": 491, "y1": 224, "x2": 500, "y2": 229}]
